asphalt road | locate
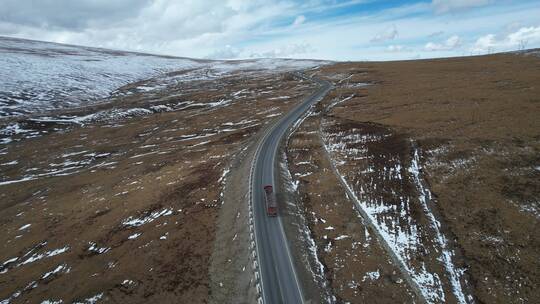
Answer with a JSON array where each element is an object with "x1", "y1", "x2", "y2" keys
[{"x1": 251, "y1": 73, "x2": 332, "y2": 304}]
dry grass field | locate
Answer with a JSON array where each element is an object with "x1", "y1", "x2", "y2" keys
[
  {"x1": 285, "y1": 51, "x2": 539, "y2": 303},
  {"x1": 1, "y1": 49, "x2": 538, "y2": 304},
  {"x1": 0, "y1": 69, "x2": 316, "y2": 303}
]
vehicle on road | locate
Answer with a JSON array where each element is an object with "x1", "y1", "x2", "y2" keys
[{"x1": 264, "y1": 185, "x2": 278, "y2": 217}]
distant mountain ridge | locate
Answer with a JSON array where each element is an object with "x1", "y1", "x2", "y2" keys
[{"x1": 0, "y1": 36, "x2": 328, "y2": 119}]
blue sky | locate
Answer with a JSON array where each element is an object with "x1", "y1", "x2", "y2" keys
[
  {"x1": 1, "y1": 0, "x2": 540, "y2": 60},
  {"x1": 235, "y1": 0, "x2": 540, "y2": 60}
]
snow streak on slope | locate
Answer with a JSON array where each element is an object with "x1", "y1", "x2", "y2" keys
[{"x1": 321, "y1": 119, "x2": 472, "y2": 304}]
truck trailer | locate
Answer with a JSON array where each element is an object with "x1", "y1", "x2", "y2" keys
[{"x1": 263, "y1": 185, "x2": 277, "y2": 217}]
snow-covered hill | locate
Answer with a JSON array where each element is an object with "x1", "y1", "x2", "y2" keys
[
  {"x1": 0, "y1": 36, "x2": 326, "y2": 118},
  {"x1": 0, "y1": 37, "x2": 204, "y2": 117}
]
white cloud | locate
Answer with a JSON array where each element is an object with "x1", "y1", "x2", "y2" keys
[
  {"x1": 428, "y1": 30, "x2": 445, "y2": 38},
  {"x1": 425, "y1": 35, "x2": 461, "y2": 51},
  {"x1": 0, "y1": 0, "x2": 151, "y2": 30},
  {"x1": 206, "y1": 45, "x2": 243, "y2": 59},
  {"x1": 250, "y1": 42, "x2": 315, "y2": 58},
  {"x1": 0, "y1": 0, "x2": 296, "y2": 57},
  {"x1": 0, "y1": 0, "x2": 539, "y2": 60},
  {"x1": 292, "y1": 15, "x2": 306, "y2": 27},
  {"x1": 432, "y1": 0, "x2": 491, "y2": 14},
  {"x1": 507, "y1": 26, "x2": 540, "y2": 47},
  {"x1": 472, "y1": 26, "x2": 540, "y2": 54},
  {"x1": 471, "y1": 34, "x2": 497, "y2": 53},
  {"x1": 387, "y1": 45, "x2": 407, "y2": 52},
  {"x1": 370, "y1": 25, "x2": 398, "y2": 43}
]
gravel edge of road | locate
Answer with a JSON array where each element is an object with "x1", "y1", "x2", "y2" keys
[{"x1": 208, "y1": 138, "x2": 260, "y2": 304}]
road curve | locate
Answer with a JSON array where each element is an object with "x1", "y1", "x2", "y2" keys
[{"x1": 251, "y1": 73, "x2": 332, "y2": 304}]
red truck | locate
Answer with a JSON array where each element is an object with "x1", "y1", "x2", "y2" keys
[{"x1": 264, "y1": 185, "x2": 277, "y2": 217}]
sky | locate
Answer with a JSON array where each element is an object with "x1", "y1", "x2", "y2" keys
[{"x1": 1, "y1": 0, "x2": 540, "y2": 61}]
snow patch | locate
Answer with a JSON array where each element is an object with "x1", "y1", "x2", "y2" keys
[
  {"x1": 87, "y1": 242, "x2": 110, "y2": 254},
  {"x1": 128, "y1": 233, "x2": 141, "y2": 240},
  {"x1": 362, "y1": 270, "x2": 380, "y2": 281},
  {"x1": 73, "y1": 292, "x2": 103, "y2": 304},
  {"x1": 18, "y1": 224, "x2": 31, "y2": 231},
  {"x1": 18, "y1": 246, "x2": 69, "y2": 266},
  {"x1": 42, "y1": 263, "x2": 70, "y2": 280},
  {"x1": 122, "y1": 208, "x2": 173, "y2": 227}
]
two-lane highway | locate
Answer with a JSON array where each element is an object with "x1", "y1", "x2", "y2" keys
[{"x1": 251, "y1": 73, "x2": 332, "y2": 304}]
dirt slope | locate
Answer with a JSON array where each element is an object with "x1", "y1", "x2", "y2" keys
[
  {"x1": 0, "y1": 69, "x2": 317, "y2": 303},
  {"x1": 286, "y1": 52, "x2": 539, "y2": 303}
]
